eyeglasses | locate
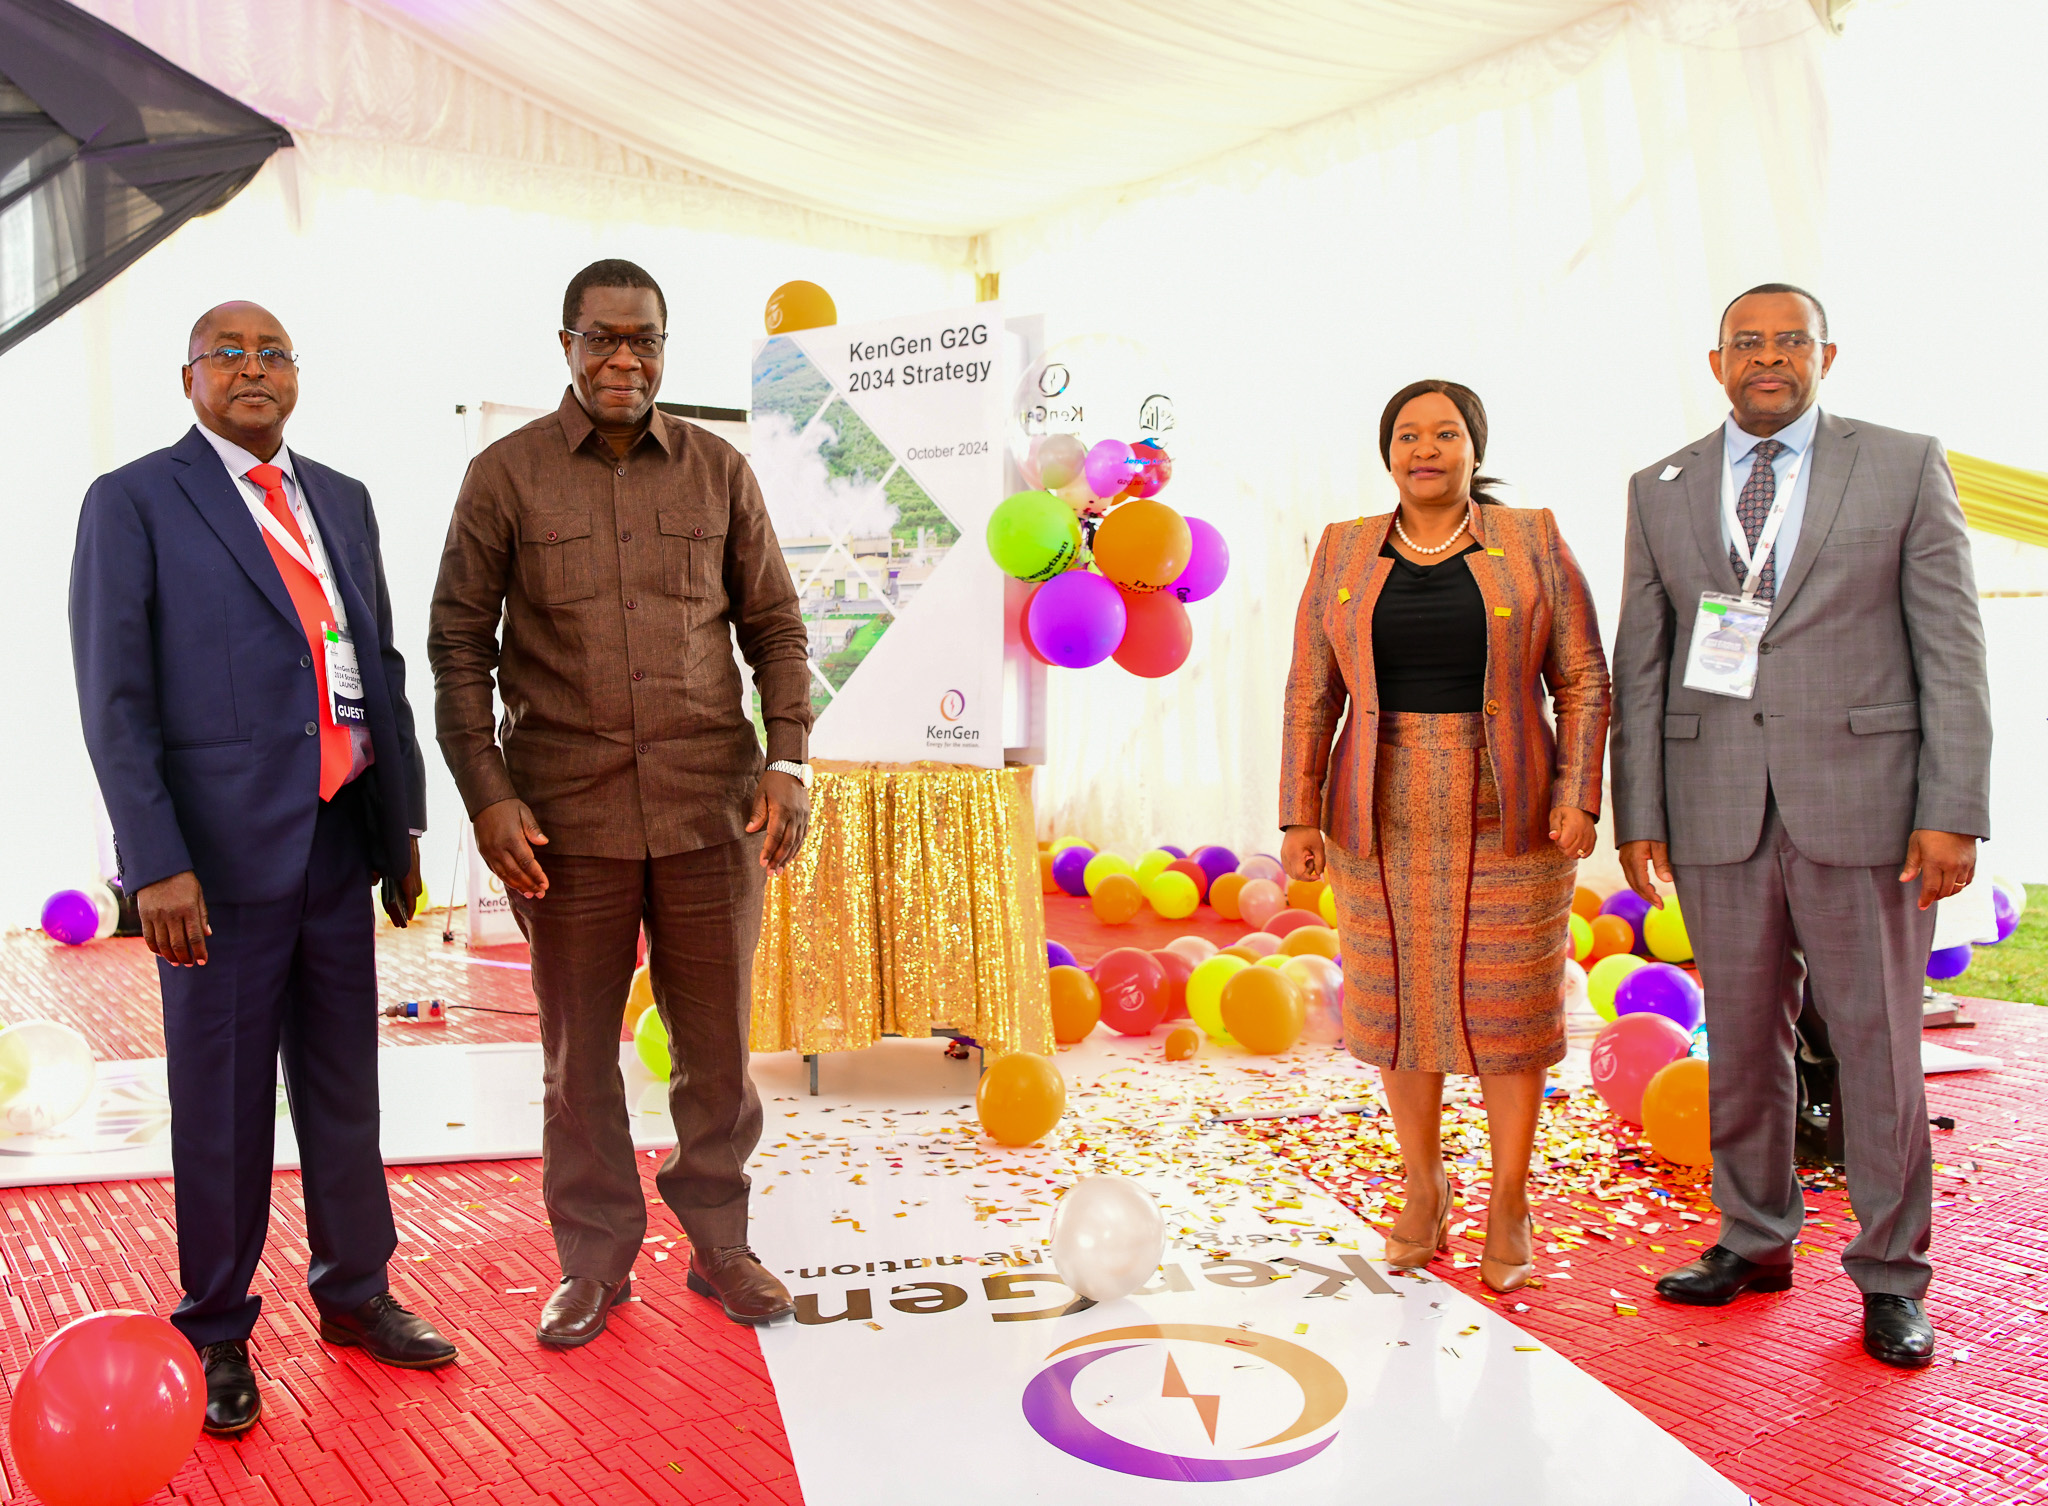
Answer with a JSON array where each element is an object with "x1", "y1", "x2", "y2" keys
[
  {"x1": 562, "y1": 329, "x2": 667, "y2": 359},
  {"x1": 190, "y1": 345, "x2": 298, "y2": 373},
  {"x1": 1721, "y1": 332, "x2": 1818, "y2": 356}
]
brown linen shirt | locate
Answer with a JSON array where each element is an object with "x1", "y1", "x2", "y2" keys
[{"x1": 429, "y1": 390, "x2": 812, "y2": 859}]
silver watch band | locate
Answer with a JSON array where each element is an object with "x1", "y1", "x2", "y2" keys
[{"x1": 765, "y1": 759, "x2": 811, "y2": 788}]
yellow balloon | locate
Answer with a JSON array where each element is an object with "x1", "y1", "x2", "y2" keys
[
  {"x1": 1318, "y1": 885, "x2": 1338, "y2": 927},
  {"x1": 1587, "y1": 953, "x2": 1648, "y2": 1022},
  {"x1": 1147, "y1": 870, "x2": 1199, "y2": 920},
  {"x1": 1256, "y1": 953, "x2": 1289, "y2": 969},
  {"x1": 1083, "y1": 852, "x2": 1135, "y2": 896},
  {"x1": 1052, "y1": 834, "x2": 1094, "y2": 854},
  {"x1": 1570, "y1": 912, "x2": 1594, "y2": 963},
  {"x1": 634, "y1": 1004, "x2": 670, "y2": 1077},
  {"x1": 764, "y1": 279, "x2": 837, "y2": 334},
  {"x1": 1186, "y1": 955, "x2": 1249, "y2": 1044},
  {"x1": 414, "y1": 883, "x2": 431, "y2": 917},
  {"x1": 1643, "y1": 899, "x2": 1693, "y2": 963},
  {"x1": 1135, "y1": 849, "x2": 1177, "y2": 888}
]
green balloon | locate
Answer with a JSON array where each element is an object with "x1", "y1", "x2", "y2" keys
[
  {"x1": 634, "y1": 1004, "x2": 671, "y2": 1077},
  {"x1": 986, "y1": 490, "x2": 1082, "y2": 581}
]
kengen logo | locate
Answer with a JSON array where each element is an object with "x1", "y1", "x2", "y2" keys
[
  {"x1": 938, "y1": 689, "x2": 967, "y2": 722},
  {"x1": 1022, "y1": 1324, "x2": 1346, "y2": 1481}
]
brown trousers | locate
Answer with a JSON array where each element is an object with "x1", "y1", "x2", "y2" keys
[{"x1": 512, "y1": 836, "x2": 765, "y2": 1279}]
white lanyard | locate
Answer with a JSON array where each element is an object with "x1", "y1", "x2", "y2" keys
[
  {"x1": 1719, "y1": 439, "x2": 1806, "y2": 602},
  {"x1": 248, "y1": 481, "x2": 349, "y2": 632}
]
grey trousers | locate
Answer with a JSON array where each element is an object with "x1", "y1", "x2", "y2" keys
[
  {"x1": 1674, "y1": 795, "x2": 1936, "y2": 1297},
  {"x1": 512, "y1": 836, "x2": 766, "y2": 1280}
]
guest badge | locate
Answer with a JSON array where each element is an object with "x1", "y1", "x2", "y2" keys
[
  {"x1": 323, "y1": 625, "x2": 367, "y2": 726},
  {"x1": 1681, "y1": 442, "x2": 1805, "y2": 700}
]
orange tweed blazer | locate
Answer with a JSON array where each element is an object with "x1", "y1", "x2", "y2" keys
[{"x1": 1280, "y1": 504, "x2": 1611, "y2": 857}]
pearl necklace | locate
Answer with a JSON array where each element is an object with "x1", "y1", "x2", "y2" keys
[{"x1": 1393, "y1": 504, "x2": 1475, "y2": 557}]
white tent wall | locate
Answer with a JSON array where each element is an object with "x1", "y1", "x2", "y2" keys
[
  {"x1": 0, "y1": 160, "x2": 968, "y2": 926},
  {"x1": 1003, "y1": 0, "x2": 2048, "y2": 883}
]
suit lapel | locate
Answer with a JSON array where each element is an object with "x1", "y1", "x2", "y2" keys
[
  {"x1": 1768, "y1": 411, "x2": 1856, "y2": 618},
  {"x1": 1684, "y1": 428, "x2": 1729, "y2": 589},
  {"x1": 295, "y1": 461, "x2": 375, "y2": 650},
  {"x1": 170, "y1": 427, "x2": 301, "y2": 635}
]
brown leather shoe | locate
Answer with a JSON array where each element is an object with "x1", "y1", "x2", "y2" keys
[
  {"x1": 687, "y1": 1246, "x2": 794, "y2": 1325},
  {"x1": 535, "y1": 1275, "x2": 632, "y2": 1349}
]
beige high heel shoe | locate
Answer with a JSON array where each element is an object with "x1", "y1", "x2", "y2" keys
[
  {"x1": 1480, "y1": 1210, "x2": 1536, "y2": 1293},
  {"x1": 1383, "y1": 1176, "x2": 1452, "y2": 1270}
]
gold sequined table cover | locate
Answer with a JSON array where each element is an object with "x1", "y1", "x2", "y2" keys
[{"x1": 749, "y1": 761, "x2": 1052, "y2": 1058}]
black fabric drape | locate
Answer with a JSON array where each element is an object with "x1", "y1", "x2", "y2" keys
[{"x1": 0, "y1": 0, "x2": 290, "y2": 356}]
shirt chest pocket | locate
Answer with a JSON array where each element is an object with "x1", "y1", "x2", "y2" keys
[
  {"x1": 518, "y1": 513, "x2": 595, "y2": 604},
  {"x1": 659, "y1": 511, "x2": 726, "y2": 599}
]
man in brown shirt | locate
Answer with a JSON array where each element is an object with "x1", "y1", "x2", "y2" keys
[{"x1": 430, "y1": 259, "x2": 812, "y2": 1345}]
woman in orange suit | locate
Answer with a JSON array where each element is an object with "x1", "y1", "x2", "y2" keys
[{"x1": 1280, "y1": 379, "x2": 1610, "y2": 1292}]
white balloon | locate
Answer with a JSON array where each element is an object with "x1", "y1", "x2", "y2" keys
[
  {"x1": 90, "y1": 886, "x2": 121, "y2": 940},
  {"x1": 0, "y1": 1021, "x2": 97, "y2": 1133},
  {"x1": 1051, "y1": 1175, "x2": 1166, "y2": 1302}
]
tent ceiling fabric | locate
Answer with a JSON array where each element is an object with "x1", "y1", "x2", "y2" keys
[{"x1": 341, "y1": 0, "x2": 1633, "y2": 238}]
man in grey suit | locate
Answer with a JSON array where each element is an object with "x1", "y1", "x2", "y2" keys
[{"x1": 1611, "y1": 283, "x2": 1990, "y2": 1369}]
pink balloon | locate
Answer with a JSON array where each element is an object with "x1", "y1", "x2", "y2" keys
[
  {"x1": 1164, "y1": 935, "x2": 1218, "y2": 965},
  {"x1": 1234, "y1": 931, "x2": 1284, "y2": 962},
  {"x1": 1262, "y1": 908, "x2": 1322, "y2": 938},
  {"x1": 1589, "y1": 1013, "x2": 1694, "y2": 1124},
  {"x1": 1236, "y1": 855, "x2": 1283, "y2": 884},
  {"x1": 1171, "y1": 517, "x2": 1230, "y2": 604},
  {"x1": 1237, "y1": 879, "x2": 1285, "y2": 930},
  {"x1": 1283, "y1": 955, "x2": 1343, "y2": 1045},
  {"x1": 1129, "y1": 439, "x2": 1172, "y2": 499},
  {"x1": 1084, "y1": 439, "x2": 1136, "y2": 500}
]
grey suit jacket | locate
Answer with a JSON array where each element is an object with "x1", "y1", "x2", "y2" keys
[{"x1": 1610, "y1": 410, "x2": 1991, "y2": 868}]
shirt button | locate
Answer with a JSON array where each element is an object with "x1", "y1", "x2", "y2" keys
[
  {"x1": 616, "y1": 466, "x2": 625, "y2": 476},
  {"x1": 1753, "y1": 712, "x2": 1765, "y2": 725},
  {"x1": 625, "y1": 599, "x2": 638, "y2": 610},
  {"x1": 620, "y1": 530, "x2": 632, "y2": 542},
  {"x1": 301, "y1": 654, "x2": 312, "y2": 668},
  {"x1": 636, "y1": 742, "x2": 650, "y2": 755},
  {"x1": 693, "y1": 526, "x2": 704, "y2": 538},
  {"x1": 632, "y1": 670, "x2": 645, "y2": 681},
  {"x1": 544, "y1": 529, "x2": 558, "y2": 542},
  {"x1": 1759, "y1": 642, "x2": 1773, "y2": 654},
  {"x1": 1484, "y1": 699, "x2": 1500, "y2": 716},
  {"x1": 304, "y1": 721, "x2": 317, "y2": 736}
]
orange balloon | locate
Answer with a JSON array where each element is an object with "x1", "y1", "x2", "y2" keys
[
  {"x1": 1572, "y1": 886, "x2": 1605, "y2": 922},
  {"x1": 976, "y1": 1052, "x2": 1066, "y2": 1146},
  {"x1": 764, "y1": 280, "x2": 837, "y2": 334},
  {"x1": 1209, "y1": 872, "x2": 1249, "y2": 920},
  {"x1": 1038, "y1": 850, "x2": 1057, "y2": 893},
  {"x1": 1163, "y1": 1024, "x2": 1203, "y2": 1061},
  {"x1": 1048, "y1": 966, "x2": 1102, "y2": 1044},
  {"x1": 1092, "y1": 499, "x2": 1193, "y2": 593},
  {"x1": 1286, "y1": 878, "x2": 1328, "y2": 914},
  {"x1": 1280, "y1": 925, "x2": 1340, "y2": 960},
  {"x1": 1640, "y1": 1056, "x2": 1712, "y2": 1166},
  {"x1": 1218, "y1": 944, "x2": 1261, "y2": 965},
  {"x1": 1219, "y1": 967, "x2": 1306, "y2": 1055},
  {"x1": 1092, "y1": 873, "x2": 1144, "y2": 924},
  {"x1": 1588, "y1": 914, "x2": 1635, "y2": 962}
]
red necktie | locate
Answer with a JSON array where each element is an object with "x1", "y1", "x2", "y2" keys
[{"x1": 247, "y1": 463, "x2": 351, "y2": 801}]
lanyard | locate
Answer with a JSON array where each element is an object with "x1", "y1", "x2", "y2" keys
[
  {"x1": 1719, "y1": 438, "x2": 1806, "y2": 602},
  {"x1": 247, "y1": 480, "x2": 349, "y2": 632}
]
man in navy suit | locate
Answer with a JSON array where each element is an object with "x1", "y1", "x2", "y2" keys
[{"x1": 70, "y1": 302, "x2": 458, "y2": 1436}]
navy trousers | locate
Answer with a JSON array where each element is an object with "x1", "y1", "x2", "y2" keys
[{"x1": 160, "y1": 786, "x2": 397, "y2": 1348}]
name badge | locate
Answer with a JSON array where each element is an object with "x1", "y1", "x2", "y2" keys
[
  {"x1": 324, "y1": 626, "x2": 367, "y2": 725},
  {"x1": 1682, "y1": 593, "x2": 1769, "y2": 699}
]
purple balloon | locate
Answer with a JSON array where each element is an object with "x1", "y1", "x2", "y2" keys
[
  {"x1": 1028, "y1": 571, "x2": 1127, "y2": 668},
  {"x1": 1047, "y1": 940, "x2": 1077, "y2": 971},
  {"x1": 1158, "y1": 845, "x2": 1187, "y2": 860},
  {"x1": 41, "y1": 889, "x2": 99, "y2": 946},
  {"x1": 1613, "y1": 962, "x2": 1704, "y2": 1034},
  {"x1": 1171, "y1": 517, "x2": 1230, "y2": 604},
  {"x1": 1192, "y1": 846, "x2": 1238, "y2": 887},
  {"x1": 1083, "y1": 439, "x2": 1134, "y2": 499},
  {"x1": 1926, "y1": 942, "x2": 1974, "y2": 981},
  {"x1": 1600, "y1": 889, "x2": 1654, "y2": 953},
  {"x1": 1992, "y1": 885, "x2": 2020, "y2": 944},
  {"x1": 1051, "y1": 846, "x2": 1094, "y2": 898}
]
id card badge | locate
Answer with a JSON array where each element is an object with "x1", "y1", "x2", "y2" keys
[
  {"x1": 1682, "y1": 593, "x2": 1770, "y2": 699},
  {"x1": 323, "y1": 626, "x2": 367, "y2": 726}
]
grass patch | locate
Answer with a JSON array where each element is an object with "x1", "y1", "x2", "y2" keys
[{"x1": 1956, "y1": 898, "x2": 2048, "y2": 1006}]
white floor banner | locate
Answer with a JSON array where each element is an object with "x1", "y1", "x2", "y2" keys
[
  {"x1": 464, "y1": 824, "x2": 521, "y2": 948},
  {"x1": 750, "y1": 303, "x2": 1007, "y2": 765}
]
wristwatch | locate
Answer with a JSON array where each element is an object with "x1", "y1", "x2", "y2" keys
[{"x1": 766, "y1": 759, "x2": 813, "y2": 790}]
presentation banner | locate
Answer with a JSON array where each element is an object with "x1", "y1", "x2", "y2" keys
[
  {"x1": 751, "y1": 304, "x2": 1007, "y2": 767},
  {"x1": 464, "y1": 826, "x2": 521, "y2": 948}
]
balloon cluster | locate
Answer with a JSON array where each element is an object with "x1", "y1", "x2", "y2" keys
[
  {"x1": 988, "y1": 440, "x2": 1228, "y2": 678},
  {"x1": 1926, "y1": 875, "x2": 2028, "y2": 982}
]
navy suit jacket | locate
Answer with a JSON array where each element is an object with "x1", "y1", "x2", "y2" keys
[{"x1": 70, "y1": 426, "x2": 426, "y2": 903}]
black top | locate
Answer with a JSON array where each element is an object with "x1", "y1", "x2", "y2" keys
[{"x1": 1371, "y1": 539, "x2": 1487, "y2": 713}]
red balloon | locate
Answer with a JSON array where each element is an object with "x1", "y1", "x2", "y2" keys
[
  {"x1": 1112, "y1": 589, "x2": 1193, "y2": 678},
  {"x1": 10, "y1": 1311, "x2": 204, "y2": 1506},
  {"x1": 1093, "y1": 947, "x2": 1168, "y2": 1035},
  {"x1": 1150, "y1": 947, "x2": 1194, "y2": 1021},
  {"x1": 1017, "y1": 586, "x2": 1055, "y2": 667},
  {"x1": 1262, "y1": 907, "x2": 1323, "y2": 937},
  {"x1": 1162, "y1": 858, "x2": 1209, "y2": 903},
  {"x1": 1589, "y1": 1013, "x2": 1694, "y2": 1124}
]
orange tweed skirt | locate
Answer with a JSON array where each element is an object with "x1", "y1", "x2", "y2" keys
[{"x1": 1326, "y1": 711, "x2": 1574, "y2": 1075}]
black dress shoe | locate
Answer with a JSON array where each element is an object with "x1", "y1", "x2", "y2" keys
[
  {"x1": 536, "y1": 1276, "x2": 632, "y2": 1349},
  {"x1": 1654, "y1": 1245, "x2": 1794, "y2": 1306},
  {"x1": 318, "y1": 1292, "x2": 458, "y2": 1369},
  {"x1": 199, "y1": 1339, "x2": 261, "y2": 1437},
  {"x1": 1863, "y1": 1294, "x2": 1936, "y2": 1368}
]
